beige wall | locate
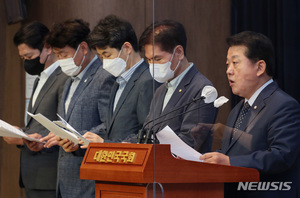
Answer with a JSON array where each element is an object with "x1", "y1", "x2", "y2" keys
[{"x1": 0, "y1": 0, "x2": 230, "y2": 197}]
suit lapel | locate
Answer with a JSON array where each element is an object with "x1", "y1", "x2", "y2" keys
[
  {"x1": 31, "y1": 67, "x2": 62, "y2": 114},
  {"x1": 161, "y1": 66, "x2": 197, "y2": 115},
  {"x1": 106, "y1": 82, "x2": 119, "y2": 131},
  {"x1": 60, "y1": 78, "x2": 72, "y2": 118},
  {"x1": 65, "y1": 59, "x2": 100, "y2": 120},
  {"x1": 151, "y1": 66, "x2": 197, "y2": 132},
  {"x1": 225, "y1": 82, "x2": 278, "y2": 154},
  {"x1": 107, "y1": 62, "x2": 148, "y2": 134},
  {"x1": 154, "y1": 87, "x2": 167, "y2": 121},
  {"x1": 26, "y1": 77, "x2": 39, "y2": 125}
]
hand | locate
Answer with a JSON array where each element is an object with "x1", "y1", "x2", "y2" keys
[
  {"x1": 79, "y1": 132, "x2": 103, "y2": 149},
  {"x1": 13, "y1": 125, "x2": 22, "y2": 130},
  {"x1": 58, "y1": 137, "x2": 79, "y2": 152},
  {"x1": 23, "y1": 133, "x2": 44, "y2": 152},
  {"x1": 40, "y1": 132, "x2": 59, "y2": 148},
  {"x1": 2, "y1": 137, "x2": 23, "y2": 145},
  {"x1": 200, "y1": 152, "x2": 230, "y2": 165}
]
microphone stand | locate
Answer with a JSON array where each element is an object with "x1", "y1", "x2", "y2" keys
[{"x1": 138, "y1": 96, "x2": 210, "y2": 144}]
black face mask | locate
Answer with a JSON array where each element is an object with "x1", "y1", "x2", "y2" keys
[{"x1": 24, "y1": 56, "x2": 45, "y2": 75}]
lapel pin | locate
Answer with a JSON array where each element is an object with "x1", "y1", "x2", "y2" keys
[
  {"x1": 254, "y1": 105, "x2": 257, "y2": 110},
  {"x1": 179, "y1": 89, "x2": 182, "y2": 93},
  {"x1": 84, "y1": 78, "x2": 88, "y2": 83}
]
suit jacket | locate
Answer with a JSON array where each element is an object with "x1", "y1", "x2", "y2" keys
[
  {"x1": 220, "y1": 82, "x2": 300, "y2": 198},
  {"x1": 104, "y1": 61, "x2": 159, "y2": 142},
  {"x1": 20, "y1": 66, "x2": 68, "y2": 190},
  {"x1": 145, "y1": 65, "x2": 218, "y2": 153},
  {"x1": 57, "y1": 58, "x2": 115, "y2": 198}
]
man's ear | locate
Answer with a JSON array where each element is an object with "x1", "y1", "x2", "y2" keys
[
  {"x1": 256, "y1": 60, "x2": 266, "y2": 77},
  {"x1": 175, "y1": 45, "x2": 185, "y2": 61},
  {"x1": 80, "y1": 41, "x2": 89, "y2": 55},
  {"x1": 123, "y1": 41, "x2": 133, "y2": 55},
  {"x1": 43, "y1": 43, "x2": 52, "y2": 55}
]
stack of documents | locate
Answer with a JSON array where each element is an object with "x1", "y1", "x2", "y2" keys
[
  {"x1": 27, "y1": 112, "x2": 90, "y2": 146},
  {"x1": 0, "y1": 119, "x2": 40, "y2": 142},
  {"x1": 156, "y1": 125, "x2": 203, "y2": 162}
]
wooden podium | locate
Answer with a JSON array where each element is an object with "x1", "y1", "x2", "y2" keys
[{"x1": 80, "y1": 143, "x2": 259, "y2": 198}]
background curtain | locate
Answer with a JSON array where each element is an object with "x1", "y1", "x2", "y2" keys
[{"x1": 230, "y1": 0, "x2": 300, "y2": 106}]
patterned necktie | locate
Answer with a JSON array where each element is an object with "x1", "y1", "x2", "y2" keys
[{"x1": 231, "y1": 101, "x2": 251, "y2": 141}]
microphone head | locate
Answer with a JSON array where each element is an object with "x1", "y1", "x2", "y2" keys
[
  {"x1": 214, "y1": 96, "x2": 229, "y2": 108},
  {"x1": 201, "y1": 86, "x2": 218, "y2": 103}
]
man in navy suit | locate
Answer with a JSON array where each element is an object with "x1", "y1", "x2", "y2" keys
[
  {"x1": 41, "y1": 19, "x2": 115, "y2": 198},
  {"x1": 138, "y1": 20, "x2": 218, "y2": 152},
  {"x1": 201, "y1": 31, "x2": 300, "y2": 197},
  {"x1": 78, "y1": 15, "x2": 159, "y2": 145}
]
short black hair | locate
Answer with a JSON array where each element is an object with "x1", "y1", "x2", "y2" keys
[
  {"x1": 139, "y1": 20, "x2": 187, "y2": 55},
  {"x1": 13, "y1": 21, "x2": 49, "y2": 50},
  {"x1": 88, "y1": 15, "x2": 138, "y2": 52},
  {"x1": 227, "y1": 31, "x2": 275, "y2": 77},
  {"x1": 47, "y1": 19, "x2": 90, "y2": 49}
]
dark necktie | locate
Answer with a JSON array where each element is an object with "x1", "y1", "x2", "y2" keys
[{"x1": 231, "y1": 101, "x2": 251, "y2": 141}]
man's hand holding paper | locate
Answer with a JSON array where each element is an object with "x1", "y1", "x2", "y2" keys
[
  {"x1": 23, "y1": 133, "x2": 44, "y2": 152},
  {"x1": 58, "y1": 137, "x2": 79, "y2": 152},
  {"x1": 40, "y1": 132, "x2": 60, "y2": 148}
]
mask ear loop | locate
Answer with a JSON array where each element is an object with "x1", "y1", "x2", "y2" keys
[
  {"x1": 74, "y1": 44, "x2": 85, "y2": 67},
  {"x1": 169, "y1": 46, "x2": 178, "y2": 62},
  {"x1": 43, "y1": 54, "x2": 49, "y2": 65},
  {"x1": 125, "y1": 53, "x2": 129, "y2": 63},
  {"x1": 173, "y1": 60, "x2": 181, "y2": 72},
  {"x1": 73, "y1": 44, "x2": 81, "y2": 58},
  {"x1": 170, "y1": 46, "x2": 180, "y2": 72},
  {"x1": 118, "y1": 44, "x2": 130, "y2": 64},
  {"x1": 79, "y1": 56, "x2": 85, "y2": 67},
  {"x1": 39, "y1": 48, "x2": 49, "y2": 65},
  {"x1": 117, "y1": 44, "x2": 124, "y2": 58}
]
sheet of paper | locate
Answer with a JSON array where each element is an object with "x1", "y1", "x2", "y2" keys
[
  {"x1": 156, "y1": 125, "x2": 203, "y2": 162},
  {"x1": 54, "y1": 114, "x2": 90, "y2": 146},
  {"x1": 0, "y1": 120, "x2": 40, "y2": 142},
  {"x1": 27, "y1": 112, "x2": 88, "y2": 146}
]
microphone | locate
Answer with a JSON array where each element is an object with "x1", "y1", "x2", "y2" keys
[{"x1": 137, "y1": 85, "x2": 218, "y2": 143}]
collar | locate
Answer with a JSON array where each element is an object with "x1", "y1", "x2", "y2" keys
[
  {"x1": 116, "y1": 58, "x2": 144, "y2": 84},
  {"x1": 73, "y1": 55, "x2": 97, "y2": 81},
  {"x1": 165, "y1": 62, "x2": 194, "y2": 89},
  {"x1": 246, "y1": 78, "x2": 273, "y2": 106},
  {"x1": 41, "y1": 61, "x2": 59, "y2": 78}
]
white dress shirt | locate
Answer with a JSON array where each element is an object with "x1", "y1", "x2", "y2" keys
[
  {"x1": 32, "y1": 61, "x2": 59, "y2": 107},
  {"x1": 162, "y1": 63, "x2": 194, "y2": 110},
  {"x1": 246, "y1": 78, "x2": 273, "y2": 106}
]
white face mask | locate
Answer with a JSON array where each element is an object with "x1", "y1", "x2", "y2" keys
[
  {"x1": 103, "y1": 45, "x2": 129, "y2": 77},
  {"x1": 58, "y1": 44, "x2": 85, "y2": 76},
  {"x1": 149, "y1": 48, "x2": 180, "y2": 83}
]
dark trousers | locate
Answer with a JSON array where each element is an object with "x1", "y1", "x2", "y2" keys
[{"x1": 25, "y1": 188, "x2": 56, "y2": 198}]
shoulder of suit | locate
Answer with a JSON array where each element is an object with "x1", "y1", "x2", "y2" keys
[{"x1": 266, "y1": 87, "x2": 299, "y2": 106}]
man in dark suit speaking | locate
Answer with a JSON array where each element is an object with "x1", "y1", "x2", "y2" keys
[{"x1": 201, "y1": 31, "x2": 300, "y2": 198}]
